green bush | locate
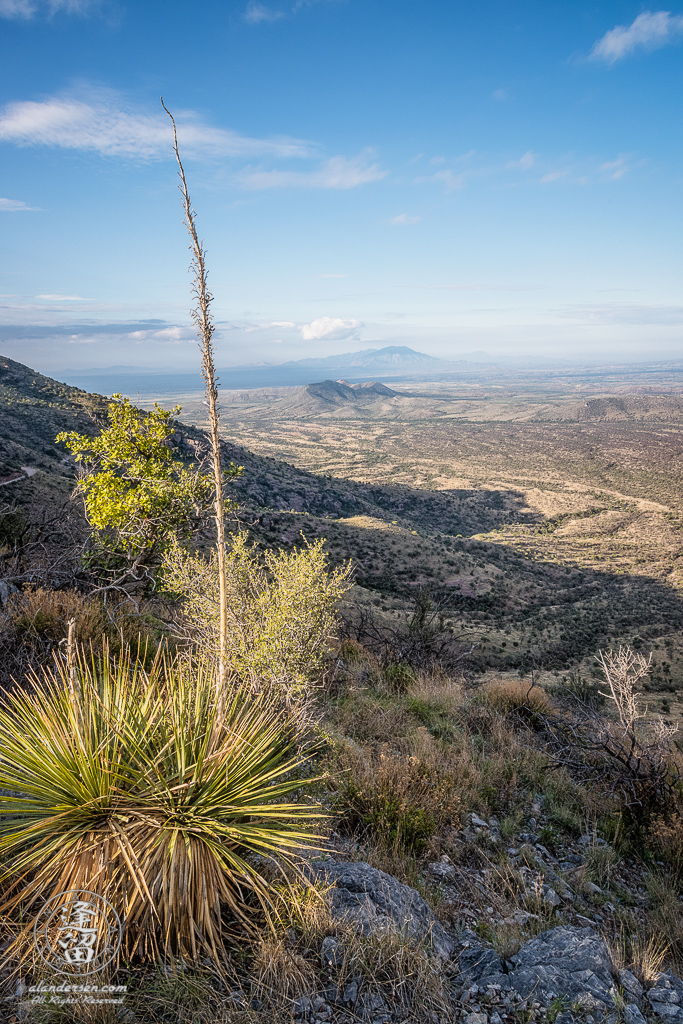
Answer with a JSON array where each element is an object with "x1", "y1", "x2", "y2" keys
[
  {"x1": 162, "y1": 532, "x2": 353, "y2": 698},
  {"x1": 383, "y1": 662, "x2": 416, "y2": 694}
]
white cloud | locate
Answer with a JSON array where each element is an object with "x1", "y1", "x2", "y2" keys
[
  {"x1": 245, "y1": 0, "x2": 344, "y2": 24},
  {"x1": 541, "y1": 170, "x2": 570, "y2": 183},
  {"x1": 0, "y1": 197, "x2": 39, "y2": 211},
  {"x1": 589, "y1": 10, "x2": 683, "y2": 63},
  {"x1": 506, "y1": 151, "x2": 536, "y2": 170},
  {"x1": 300, "y1": 316, "x2": 363, "y2": 341},
  {"x1": 36, "y1": 293, "x2": 89, "y2": 300},
  {"x1": 239, "y1": 152, "x2": 386, "y2": 189},
  {"x1": 388, "y1": 213, "x2": 420, "y2": 224},
  {"x1": 492, "y1": 88, "x2": 508, "y2": 101},
  {"x1": 244, "y1": 1, "x2": 284, "y2": 22},
  {"x1": 0, "y1": 90, "x2": 312, "y2": 160},
  {"x1": 128, "y1": 327, "x2": 196, "y2": 343},
  {"x1": 0, "y1": 0, "x2": 98, "y2": 17}
]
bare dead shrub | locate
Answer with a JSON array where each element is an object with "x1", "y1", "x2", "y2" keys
[
  {"x1": 341, "y1": 589, "x2": 472, "y2": 672},
  {"x1": 543, "y1": 645, "x2": 682, "y2": 815}
]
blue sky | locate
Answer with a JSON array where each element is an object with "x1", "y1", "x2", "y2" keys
[{"x1": 0, "y1": 0, "x2": 682, "y2": 373}]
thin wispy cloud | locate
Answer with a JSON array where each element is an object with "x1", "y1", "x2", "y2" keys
[
  {"x1": 589, "y1": 10, "x2": 683, "y2": 63},
  {"x1": 245, "y1": 0, "x2": 345, "y2": 23},
  {"x1": 0, "y1": 0, "x2": 98, "y2": 18},
  {"x1": 0, "y1": 90, "x2": 312, "y2": 160},
  {"x1": 238, "y1": 152, "x2": 386, "y2": 190},
  {"x1": 506, "y1": 151, "x2": 536, "y2": 170},
  {"x1": 541, "y1": 170, "x2": 570, "y2": 183},
  {"x1": 415, "y1": 149, "x2": 635, "y2": 192},
  {"x1": 127, "y1": 326, "x2": 196, "y2": 343},
  {"x1": 244, "y1": 1, "x2": 284, "y2": 23},
  {"x1": 36, "y1": 293, "x2": 89, "y2": 300},
  {"x1": 416, "y1": 169, "x2": 466, "y2": 193},
  {"x1": 0, "y1": 197, "x2": 39, "y2": 211},
  {"x1": 599, "y1": 156, "x2": 630, "y2": 180},
  {"x1": 388, "y1": 213, "x2": 420, "y2": 224},
  {"x1": 560, "y1": 303, "x2": 683, "y2": 325}
]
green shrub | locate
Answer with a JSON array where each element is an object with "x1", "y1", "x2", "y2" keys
[
  {"x1": 383, "y1": 662, "x2": 416, "y2": 694},
  {"x1": 162, "y1": 532, "x2": 353, "y2": 698},
  {"x1": 0, "y1": 652, "x2": 322, "y2": 963}
]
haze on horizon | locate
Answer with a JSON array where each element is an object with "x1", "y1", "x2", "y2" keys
[{"x1": 0, "y1": 1, "x2": 682, "y2": 377}]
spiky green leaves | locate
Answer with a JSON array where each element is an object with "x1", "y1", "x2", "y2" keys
[{"x1": 0, "y1": 653, "x2": 323, "y2": 962}]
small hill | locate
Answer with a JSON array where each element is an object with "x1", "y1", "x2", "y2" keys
[
  {"x1": 304, "y1": 379, "x2": 399, "y2": 406},
  {"x1": 337, "y1": 380, "x2": 398, "y2": 396}
]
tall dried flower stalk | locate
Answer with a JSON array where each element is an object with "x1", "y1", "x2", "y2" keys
[{"x1": 162, "y1": 99, "x2": 228, "y2": 702}]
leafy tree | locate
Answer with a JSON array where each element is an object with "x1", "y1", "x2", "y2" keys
[{"x1": 56, "y1": 395, "x2": 224, "y2": 585}]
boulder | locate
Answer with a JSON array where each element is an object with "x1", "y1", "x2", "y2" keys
[
  {"x1": 305, "y1": 861, "x2": 455, "y2": 960},
  {"x1": 454, "y1": 929, "x2": 508, "y2": 988},
  {"x1": 454, "y1": 926, "x2": 618, "y2": 1011},
  {"x1": 648, "y1": 972, "x2": 683, "y2": 1022},
  {"x1": 507, "y1": 926, "x2": 617, "y2": 1010}
]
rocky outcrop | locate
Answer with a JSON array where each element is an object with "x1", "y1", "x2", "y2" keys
[
  {"x1": 647, "y1": 971, "x2": 683, "y2": 1022},
  {"x1": 304, "y1": 860, "x2": 455, "y2": 960},
  {"x1": 505, "y1": 926, "x2": 616, "y2": 1010},
  {"x1": 296, "y1": 861, "x2": 683, "y2": 1023},
  {"x1": 454, "y1": 926, "x2": 618, "y2": 1011}
]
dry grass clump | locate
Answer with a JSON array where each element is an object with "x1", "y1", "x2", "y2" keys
[
  {"x1": 607, "y1": 928, "x2": 671, "y2": 984},
  {"x1": 337, "y1": 928, "x2": 452, "y2": 1022},
  {"x1": 647, "y1": 810, "x2": 683, "y2": 876},
  {"x1": 329, "y1": 731, "x2": 461, "y2": 855},
  {"x1": 482, "y1": 678, "x2": 551, "y2": 720},
  {"x1": 409, "y1": 668, "x2": 463, "y2": 706},
  {"x1": 645, "y1": 871, "x2": 683, "y2": 962},
  {"x1": 252, "y1": 934, "x2": 316, "y2": 1000},
  {"x1": 330, "y1": 689, "x2": 412, "y2": 741},
  {"x1": 0, "y1": 586, "x2": 169, "y2": 676}
]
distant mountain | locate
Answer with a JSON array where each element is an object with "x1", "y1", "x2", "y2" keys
[
  {"x1": 282, "y1": 346, "x2": 448, "y2": 371},
  {"x1": 58, "y1": 346, "x2": 494, "y2": 396}
]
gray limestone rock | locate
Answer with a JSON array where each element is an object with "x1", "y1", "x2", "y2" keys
[
  {"x1": 321, "y1": 935, "x2": 344, "y2": 968},
  {"x1": 506, "y1": 926, "x2": 617, "y2": 1010},
  {"x1": 624, "y1": 1006, "x2": 647, "y2": 1024},
  {"x1": 648, "y1": 975, "x2": 683, "y2": 1023},
  {"x1": 427, "y1": 861, "x2": 457, "y2": 883},
  {"x1": 454, "y1": 929, "x2": 507, "y2": 987},
  {"x1": 619, "y1": 969, "x2": 644, "y2": 1000},
  {"x1": 305, "y1": 861, "x2": 455, "y2": 960}
]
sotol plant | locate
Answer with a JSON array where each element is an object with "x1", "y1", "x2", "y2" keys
[{"x1": 0, "y1": 652, "x2": 322, "y2": 963}]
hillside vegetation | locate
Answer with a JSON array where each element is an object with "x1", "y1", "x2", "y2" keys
[
  {"x1": 170, "y1": 368, "x2": 683, "y2": 724},
  {"x1": 0, "y1": 357, "x2": 683, "y2": 1023}
]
